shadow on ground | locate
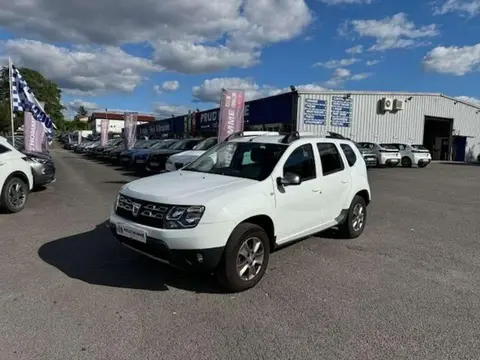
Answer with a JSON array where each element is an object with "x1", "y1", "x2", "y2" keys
[
  {"x1": 103, "y1": 180, "x2": 131, "y2": 185},
  {"x1": 438, "y1": 162, "x2": 480, "y2": 167},
  {"x1": 38, "y1": 222, "x2": 224, "y2": 294}
]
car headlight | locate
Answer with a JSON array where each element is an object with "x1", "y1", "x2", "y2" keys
[
  {"x1": 165, "y1": 205, "x2": 205, "y2": 229},
  {"x1": 29, "y1": 156, "x2": 48, "y2": 164}
]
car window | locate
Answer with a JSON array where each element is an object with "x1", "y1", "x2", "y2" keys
[
  {"x1": 183, "y1": 142, "x2": 287, "y2": 181},
  {"x1": 316, "y1": 143, "x2": 345, "y2": 176},
  {"x1": 0, "y1": 144, "x2": 11, "y2": 154},
  {"x1": 380, "y1": 144, "x2": 398, "y2": 150},
  {"x1": 283, "y1": 144, "x2": 316, "y2": 181},
  {"x1": 340, "y1": 143, "x2": 357, "y2": 166},
  {"x1": 412, "y1": 144, "x2": 428, "y2": 150}
]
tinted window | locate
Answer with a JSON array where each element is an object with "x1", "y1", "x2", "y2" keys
[
  {"x1": 340, "y1": 144, "x2": 357, "y2": 166},
  {"x1": 0, "y1": 144, "x2": 11, "y2": 154},
  {"x1": 283, "y1": 144, "x2": 316, "y2": 181},
  {"x1": 316, "y1": 143, "x2": 345, "y2": 176}
]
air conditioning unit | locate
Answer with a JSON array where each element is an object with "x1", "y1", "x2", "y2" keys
[
  {"x1": 393, "y1": 99, "x2": 404, "y2": 110},
  {"x1": 381, "y1": 97, "x2": 394, "y2": 111}
]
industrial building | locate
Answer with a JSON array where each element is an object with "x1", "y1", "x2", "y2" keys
[{"x1": 137, "y1": 90, "x2": 480, "y2": 162}]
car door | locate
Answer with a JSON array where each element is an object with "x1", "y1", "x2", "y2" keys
[
  {"x1": 316, "y1": 142, "x2": 351, "y2": 223},
  {"x1": 272, "y1": 143, "x2": 323, "y2": 243}
]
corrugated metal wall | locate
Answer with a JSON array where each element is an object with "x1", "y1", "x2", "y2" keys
[{"x1": 296, "y1": 92, "x2": 480, "y2": 158}]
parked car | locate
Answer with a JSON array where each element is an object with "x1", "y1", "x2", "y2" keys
[
  {"x1": 351, "y1": 141, "x2": 377, "y2": 167},
  {"x1": 93, "y1": 138, "x2": 124, "y2": 157},
  {"x1": 22, "y1": 150, "x2": 56, "y2": 189},
  {"x1": 0, "y1": 136, "x2": 34, "y2": 213},
  {"x1": 383, "y1": 143, "x2": 432, "y2": 168},
  {"x1": 120, "y1": 139, "x2": 176, "y2": 168},
  {"x1": 358, "y1": 142, "x2": 400, "y2": 167},
  {"x1": 108, "y1": 131, "x2": 371, "y2": 292},
  {"x1": 165, "y1": 137, "x2": 218, "y2": 171},
  {"x1": 145, "y1": 138, "x2": 204, "y2": 173}
]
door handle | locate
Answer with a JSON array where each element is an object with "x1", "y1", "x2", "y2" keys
[
  {"x1": 342, "y1": 180, "x2": 348, "y2": 184},
  {"x1": 312, "y1": 189, "x2": 322, "y2": 193}
]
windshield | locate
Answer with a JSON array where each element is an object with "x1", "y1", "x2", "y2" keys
[
  {"x1": 194, "y1": 137, "x2": 218, "y2": 151},
  {"x1": 151, "y1": 140, "x2": 177, "y2": 149},
  {"x1": 412, "y1": 144, "x2": 429, "y2": 150},
  {"x1": 169, "y1": 139, "x2": 202, "y2": 150},
  {"x1": 380, "y1": 144, "x2": 398, "y2": 150},
  {"x1": 183, "y1": 141, "x2": 288, "y2": 181}
]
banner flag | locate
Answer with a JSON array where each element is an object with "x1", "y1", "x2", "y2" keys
[
  {"x1": 217, "y1": 89, "x2": 245, "y2": 142},
  {"x1": 10, "y1": 63, "x2": 55, "y2": 142},
  {"x1": 124, "y1": 112, "x2": 138, "y2": 150},
  {"x1": 23, "y1": 111, "x2": 45, "y2": 152},
  {"x1": 100, "y1": 119, "x2": 109, "y2": 146}
]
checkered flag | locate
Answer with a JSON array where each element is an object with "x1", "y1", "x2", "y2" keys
[{"x1": 10, "y1": 63, "x2": 55, "y2": 141}]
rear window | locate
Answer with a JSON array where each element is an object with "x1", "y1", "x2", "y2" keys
[
  {"x1": 412, "y1": 145, "x2": 428, "y2": 150},
  {"x1": 380, "y1": 144, "x2": 398, "y2": 150}
]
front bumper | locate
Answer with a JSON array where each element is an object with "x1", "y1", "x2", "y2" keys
[
  {"x1": 108, "y1": 212, "x2": 233, "y2": 269},
  {"x1": 31, "y1": 163, "x2": 56, "y2": 187},
  {"x1": 362, "y1": 155, "x2": 377, "y2": 167}
]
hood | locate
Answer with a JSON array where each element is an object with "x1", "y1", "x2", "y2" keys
[
  {"x1": 168, "y1": 150, "x2": 205, "y2": 164},
  {"x1": 22, "y1": 150, "x2": 52, "y2": 160},
  {"x1": 149, "y1": 149, "x2": 183, "y2": 156},
  {"x1": 121, "y1": 170, "x2": 256, "y2": 205}
]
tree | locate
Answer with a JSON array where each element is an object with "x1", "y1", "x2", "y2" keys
[
  {"x1": 0, "y1": 66, "x2": 66, "y2": 133},
  {"x1": 75, "y1": 106, "x2": 88, "y2": 121}
]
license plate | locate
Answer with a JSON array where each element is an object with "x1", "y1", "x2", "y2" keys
[
  {"x1": 116, "y1": 224, "x2": 147, "y2": 243},
  {"x1": 136, "y1": 159, "x2": 145, "y2": 163},
  {"x1": 150, "y1": 162, "x2": 159, "y2": 167}
]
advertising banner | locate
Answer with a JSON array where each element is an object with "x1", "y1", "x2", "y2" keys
[
  {"x1": 23, "y1": 111, "x2": 45, "y2": 152},
  {"x1": 217, "y1": 89, "x2": 245, "y2": 142},
  {"x1": 100, "y1": 119, "x2": 109, "y2": 146},
  {"x1": 124, "y1": 112, "x2": 138, "y2": 150}
]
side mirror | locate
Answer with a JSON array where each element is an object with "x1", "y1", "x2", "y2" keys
[{"x1": 276, "y1": 172, "x2": 301, "y2": 187}]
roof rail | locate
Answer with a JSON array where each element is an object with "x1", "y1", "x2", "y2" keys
[
  {"x1": 224, "y1": 131, "x2": 243, "y2": 141},
  {"x1": 326, "y1": 131, "x2": 346, "y2": 139},
  {"x1": 280, "y1": 131, "x2": 300, "y2": 144}
]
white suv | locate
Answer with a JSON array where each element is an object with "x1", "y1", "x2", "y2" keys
[
  {"x1": 108, "y1": 132, "x2": 371, "y2": 292},
  {"x1": 0, "y1": 136, "x2": 34, "y2": 213}
]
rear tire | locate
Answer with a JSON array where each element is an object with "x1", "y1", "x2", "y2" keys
[
  {"x1": 401, "y1": 157, "x2": 412, "y2": 167},
  {"x1": 1, "y1": 177, "x2": 29, "y2": 213},
  {"x1": 338, "y1": 196, "x2": 367, "y2": 239},
  {"x1": 216, "y1": 223, "x2": 270, "y2": 292}
]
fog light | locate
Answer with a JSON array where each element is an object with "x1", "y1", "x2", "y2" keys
[{"x1": 196, "y1": 253, "x2": 203, "y2": 263}]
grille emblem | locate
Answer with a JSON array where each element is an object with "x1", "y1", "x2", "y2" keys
[{"x1": 132, "y1": 203, "x2": 141, "y2": 216}]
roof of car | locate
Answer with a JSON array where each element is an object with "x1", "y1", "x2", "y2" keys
[{"x1": 228, "y1": 134, "x2": 353, "y2": 146}]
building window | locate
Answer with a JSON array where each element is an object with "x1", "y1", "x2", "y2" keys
[{"x1": 316, "y1": 143, "x2": 345, "y2": 176}]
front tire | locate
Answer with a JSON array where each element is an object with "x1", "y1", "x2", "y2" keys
[
  {"x1": 1, "y1": 177, "x2": 29, "y2": 213},
  {"x1": 216, "y1": 223, "x2": 270, "y2": 292},
  {"x1": 338, "y1": 196, "x2": 367, "y2": 239}
]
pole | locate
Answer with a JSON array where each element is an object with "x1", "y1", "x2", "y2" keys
[
  {"x1": 105, "y1": 108, "x2": 108, "y2": 138},
  {"x1": 8, "y1": 57, "x2": 15, "y2": 144}
]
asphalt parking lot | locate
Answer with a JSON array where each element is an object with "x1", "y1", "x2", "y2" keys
[{"x1": 1, "y1": 147, "x2": 480, "y2": 360}]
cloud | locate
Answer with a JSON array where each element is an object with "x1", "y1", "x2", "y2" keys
[
  {"x1": 192, "y1": 77, "x2": 327, "y2": 103},
  {"x1": 1, "y1": 39, "x2": 161, "y2": 95},
  {"x1": 0, "y1": 0, "x2": 313, "y2": 74},
  {"x1": 366, "y1": 59, "x2": 382, "y2": 66},
  {"x1": 346, "y1": 45, "x2": 363, "y2": 54},
  {"x1": 313, "y1": 58, "x2": 358, "y2": 68},
  {"x1": 342, "y1": 13, "x2": 439, "y2": 51},
  {"x1": 320, "y1": 0, "x2": 373, "y2": 4},
  {"x1": 422, "y1": 43, "x2": 480, "y2": 75},
  {"x1": 433, "y1": 0, "x2": 480, "y2": 17},
  {"x1": 154, "y1": 80, "x2": 180, "y2": 94},
  {"x1": 325, "y1": 68, "x2": 372, "y2": 87},
  {"x1": 67, "y1": 99, "x2": 98, "y2": 111},
  {"x1": 455, "y1": 96, "x2": 480, "y2": 106},
  {"x1": 153, "y1": 103, "x2": 191, "y2": 118}
]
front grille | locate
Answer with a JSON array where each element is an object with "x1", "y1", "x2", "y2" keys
[{"x1": 115, "y1": 194, "x2": 171, "y2": 228}]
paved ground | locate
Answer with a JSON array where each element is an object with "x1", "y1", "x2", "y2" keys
[{"x1": 1, "y1": 146, "x2": 480, "y2": 360}]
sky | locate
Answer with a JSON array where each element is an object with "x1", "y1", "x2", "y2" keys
[{"x1": 0, "y1": 0, "x2": 479, "y2": 119}]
